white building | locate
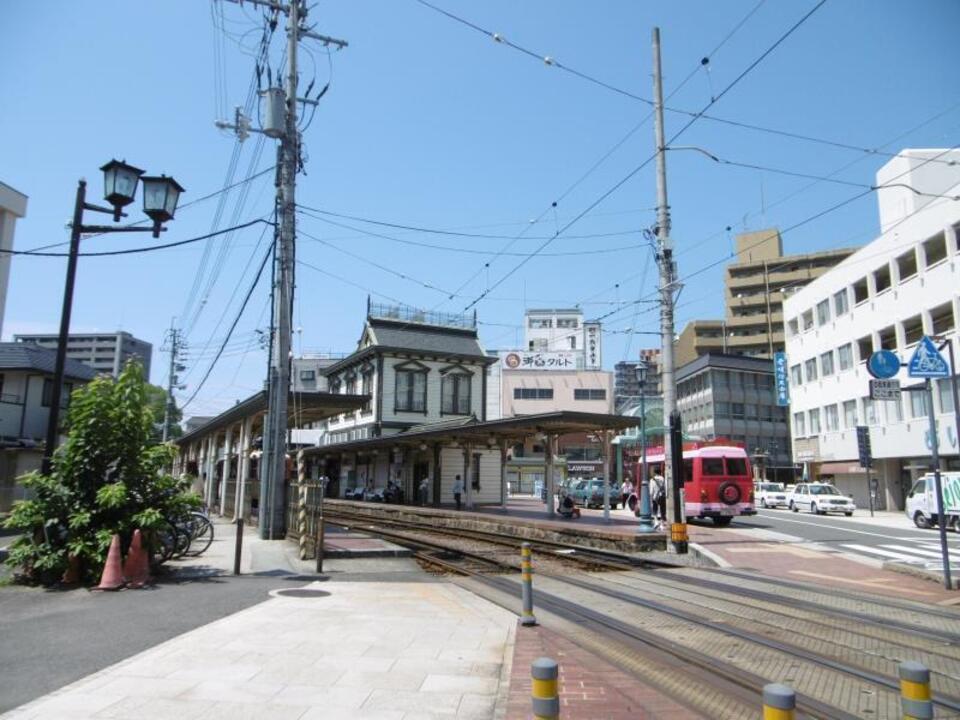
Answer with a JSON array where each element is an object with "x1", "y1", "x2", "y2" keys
[
  {"x1": 15, "y1": 331, "x2": 153, "y2": 380},
  {"x1": 0, "y1": 182, "x2": 28, "y2": 339},
  {"x1": 524, "y1": 308, "x2": 602, "y2": 369},
  {"x1": 783, "y1": 149, "x2": 960, "y2": 511}
]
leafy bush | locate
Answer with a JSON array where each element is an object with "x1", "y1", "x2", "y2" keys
[{"x1": 3, "y1": 362, "x2": 199, "y2": 584}]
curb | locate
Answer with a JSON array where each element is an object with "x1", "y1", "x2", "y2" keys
[
  {"x1": 689, "y1": 542, "x2": 730, "y2": 568},
  {"x1": 882, "y1": 559, "x2": 960, "y2": 590}
]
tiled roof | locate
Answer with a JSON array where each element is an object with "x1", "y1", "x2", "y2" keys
[
  {"x1": 0, "y1": 343, "x2": 97, "y2": 380},
  {"x1": 368, "y1": 318, "x2": 486, "y2": 358}
]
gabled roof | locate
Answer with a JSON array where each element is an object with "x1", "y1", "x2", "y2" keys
[{"x1": 0, "y1": 343, "x2": 97, "y2": 380}]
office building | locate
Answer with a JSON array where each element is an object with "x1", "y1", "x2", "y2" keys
[
  {"x1": 524, "y1": 308, "x2": 602, "y2": 369},
  {"x1": 784, "y1": 148, "x2": 960, "y2": 511},
  {"x1": 14, "y1": 331, "x2": 153, "y2": 380},
  {"x1": 676, "y1": 229, "x2": 856, "y2": 366}
]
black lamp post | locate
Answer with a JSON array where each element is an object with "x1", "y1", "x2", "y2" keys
[{"x1": 41, "y1": 161, "x2": 184, "y2": 474}]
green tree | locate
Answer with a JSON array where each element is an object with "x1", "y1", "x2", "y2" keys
[
  {"x1": 145, "y1": 383, "x2": 182, "y2": 442},
  {"x1": 3, "y1": 362, "x2": 198, "y2": 585}
]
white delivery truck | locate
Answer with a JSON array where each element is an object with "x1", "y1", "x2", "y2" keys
[{"x1": 905, "y1": 472, "x2": 960, "y2": 530}]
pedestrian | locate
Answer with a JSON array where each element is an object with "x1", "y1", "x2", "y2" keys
[
  {"x1": 652, "y1": 472, "x2": 666, "y2": 523},
  {"x1": 620, "y1": 478, "x2": 633, "y2": 509},
  {"x1": 452, "y1": 475, "x2": 464, "y2": 511},
  {"x1": 419, "y1": 477, "x2": 429, "y2": 506}
]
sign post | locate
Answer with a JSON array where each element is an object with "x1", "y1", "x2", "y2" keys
[
  {"x1": 856, "y1": 425, "x2": 873, "y2": 518},
  {"x1": 773, "y1": 351, "x2": 790, "y2": 407},
  {"x1": 908, "y1": 336, "x2": 952, "y2": 590}
]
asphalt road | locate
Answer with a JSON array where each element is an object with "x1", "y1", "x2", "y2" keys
[
  {"x1": 0, "y1": 573, "x2": 303, "y2": 713},
  {"x1": 728, "y1": 508, "x2": 960, "y2": 566}
]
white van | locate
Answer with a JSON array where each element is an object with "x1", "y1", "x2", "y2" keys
[{"x1": 905, "y1": 472, "x2": 960, "y2": 531}]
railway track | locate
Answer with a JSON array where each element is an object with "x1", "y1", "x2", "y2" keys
[{"x1": 322, "y1": 510, "x2": 960, "y2": 718}]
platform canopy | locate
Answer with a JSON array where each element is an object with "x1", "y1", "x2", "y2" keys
[
  {"x1": 177, "y1": 390, "x2": 368, "y2": 446},
  {"x1": 305, "y1": 411, "x2": 641, "y2": 457}
]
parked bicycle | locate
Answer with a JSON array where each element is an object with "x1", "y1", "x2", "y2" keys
[{"x1": 149, "y1": 509, "x2": 215, "y2": 567}]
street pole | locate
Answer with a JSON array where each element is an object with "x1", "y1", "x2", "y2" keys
[
  {"x1": 652, "y1": 27, "x2": 680, "y2": 538},
  {"x1": 161, "y1": 320, "x2": 181, "y2": 442},
  {"x1": 42, "y1": 180, "x2": 86, "y2": 475},
  {"x1": 925, "y1": 377, "x2": 952, "y2": 590},
  {"x1": 638, "y1": 385, "x2": 655, "y2": 532}
]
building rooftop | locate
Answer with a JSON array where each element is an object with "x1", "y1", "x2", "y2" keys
[
  {"x1": 0, "y1": 342, "x2": 97, "y2": 380},
  {"x1": 676, "y1": 352, "x2": 774, "y2": 380},
  {"x1": 525, "y1": 308, "x2": 583, "y2": 315}
]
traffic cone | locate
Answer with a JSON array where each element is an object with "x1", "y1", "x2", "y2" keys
[
  {"x1": 95, "y1": 534, "x2": 125, "y2": 591},
  {"x1": 122, "y1": 529, "x2": 151, "y2": 589}
]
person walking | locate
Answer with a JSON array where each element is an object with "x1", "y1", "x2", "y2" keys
[
  {"x1": 452, "y1": 475, "x2": 464, "y2": 511},
  {"x1": 620, "y1": 479, "x2": 633, "y2": 509},
  {"x1": 652, "y1": 472, "x2": 667, "y2": 524}
]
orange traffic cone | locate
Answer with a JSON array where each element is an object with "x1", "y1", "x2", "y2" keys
[
  {"x1": 122, "y1": 529, "x2": 151, "y2": 589},
  {"x1": 95, "y1": 534, "x2": 125, "y2": 591}
]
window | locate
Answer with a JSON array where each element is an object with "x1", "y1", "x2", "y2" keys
[
  {"x1": 731, "y1": 402, "x2": 745, "y2": 419},
  {"x1": 726, "y1": 458, "x2": 747, "y2": 476},
  {"x1": 41, "y1": 379, "x2": 72, "y2": 409},
  {"x1": 790, "y1": 364, "x2": 802, "y2": 386},
  {"x1": 715, "y1": 402, "x2": 731, "y2": 418},
  {"x1": 820, "y1": 351, "x2": 835, "y2": 377},
  {"x1": 802, "y1": 310, "x2": 814, "y2": 331},
  {"x1": 903, "y1": 315, "x2": 924, "y2": 346},
  {"x1": 896, "y1": 249, "x2": 918, "y2": 282},
  {"x1": 441, "y1": 373, "x2": 471, "y2": 415},
  {"x1": 395, "y1": 369, "x2": 427, "y2": 412},
  {"x1": 793, "y1": 412, "x2": 806, "y2": 436},
  {"x1": 788, "y1": 318, "x2": 799, "y2": 336},
  {"x1": 857, "y1": 335, "x2": 873, "y2": 362},
  {"x1": 863, "y1": 397, "x2": 878, "y2": 425},
  {"x1": 931, "y1": 302, "x2": 955, "y2": 335},
  {"x1": 853, "y1": 278, "x2": 869, "y2": 304},
  {"x1": 556, "y1": 318, "x2": 578, "y2": 329},
  {"x1": 833, "y1": 289, "x2": 849, "y2": 316},
  {"x1": 923, "y1": 232, "x2": 948, "y2": 267},
  {"x1": 873, "y1": 264, "x2": 892, "y2": 293},
  {"x1": 837, "y1": 344, "x2": 853, "y2": 371},
  {"x1": 886, "y1": 396, "x2": 903, "y2": 423},
  {"x1": 568, "y1": 336, "x2": 577, "y2": 350},
  {"x1": 816, "y1": 299, "x2": 831, "y2": 326},
  {"x1": 299, "y1": 369, "x2": 316, "y2": 381},
  {"x1": 361, "y1": 371, "x2": 373, "y2": 414},
  {"x1": 804, "y1": 358, "x2": 818, "y2": 382},
  {"x1": 528, "y1": 318, "x2": 552, "y2": 329},
  {"x1": 824, "y1": 404, "x2": 839, "y2": 431},
  {"x1": 701, "y1": 458, "x2": 725, "y2": 475},
  {"x1": 514, "y1": 387, "x2": 554, "y2": 400},
  {"x1": 573, "y1": 388, "x2": 607, "y2": 401},
  {"x1": 878, "y1": 325, "x2": 897, "y2": 350},
  {"x1": 809, "y1": 409, "x2": 821, "y2": 434},
  {"x1": 910, "y1": 389, "x2": 929, "y2": 418},
  {"x1": 938, "y1": 379, "x2": 956, "y2": 414},
  {"x1": 843, "y1": 399, "x2": 857, "y2": 428}
]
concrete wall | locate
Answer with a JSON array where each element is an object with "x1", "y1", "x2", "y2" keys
[
  {"x1": 0, "y1": 447, "x2": 41, "y2": 512},
  {"x1": 500, "y1": 369, "x2": 613, "y2": 417}
]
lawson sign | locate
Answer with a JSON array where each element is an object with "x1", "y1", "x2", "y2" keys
[{"x1": 773, "y1": 351, "x2": 790, "y2": 406}]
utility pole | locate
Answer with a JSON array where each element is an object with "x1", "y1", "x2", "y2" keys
[
  {"x1": 161, "y1": 320, "x2": 185, "y2": 442},
  {"x1": 220, "y1": 0, "x2": 347, "y2": 539},
  {"x1": 651, "y1": 26, "x2": 683, "y2": 548}
]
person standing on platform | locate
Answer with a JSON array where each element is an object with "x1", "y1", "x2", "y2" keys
[
  {"x1": 620, "y1": 478, "x2": 633, "y2": 509},
  {"x1": 452, "y1": 475, "x2": 464, "y2": 511},
  {"x1": 419, "y1": 477, "x2": 429, "y2": 506},
  {"x1": 652, "y1": 472, "x2": 666, "y2": 524}
]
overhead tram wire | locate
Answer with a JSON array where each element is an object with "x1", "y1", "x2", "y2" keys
[
  {"x1": 180, "y1": 241, "x2": 274, "y2": 411},
  {"x1": 415, "y1": 0, "x2": 957, "y2": 169}
]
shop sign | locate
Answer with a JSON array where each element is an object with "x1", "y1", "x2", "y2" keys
[{"x1": 501, "y1": 351, "x2": 576, "y2": 370}]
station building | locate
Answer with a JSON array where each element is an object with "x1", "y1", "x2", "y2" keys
[{"x1": 783, "y1": 149, "x2": 960, "y2": 510}]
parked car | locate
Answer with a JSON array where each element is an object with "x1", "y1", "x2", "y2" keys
[
  {"x1": 905, "y1": 472, "x2": 960, "y2": 530},
  {"x1": 755, "y1": 482, "x2": 789, "y2": 509},
  {"x1": 570, "y1": 478, "x2": 619, "y2": 509},
  {"x1": 788, "y1": 483, "x2": 855, "y2": 516}
]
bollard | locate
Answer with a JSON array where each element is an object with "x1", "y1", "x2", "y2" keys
[
  {"x1": 531, "y1": 657, "x2": 559, "y2": 719},
  {"x1": 899, "y1": 661, "x2": 933, "y2": 720},
  {"x1": 520, "y1": 542, "x2": 537, "y2": 626},
  {"x1": 233, "y1": 518, "x2": 244, "y2": 576},
  {"x1": 671, "y1": 522, "x2": 689, "y2": 554},
  {"x1": 762, "y1": 683, "x2": 795, "y2": 720}
]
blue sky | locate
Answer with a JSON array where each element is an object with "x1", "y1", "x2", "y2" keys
[{"x1": 2, "y1": 0, "x2": 958, "y2": 418}]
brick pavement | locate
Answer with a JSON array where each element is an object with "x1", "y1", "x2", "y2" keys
[{"x1": 504, "y1": 622, "x2": 703, "y2": 720}]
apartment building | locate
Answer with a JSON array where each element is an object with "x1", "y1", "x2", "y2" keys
[
  {"x1": 14, "y1": 331, "x2": 153, "y2": 380},
  {"x1": 676, "y1": 230, "x2": 856, "y2": 366},
  {"x1": 783, "y1": 148, "x2": 960, "y2": 511},
  {"x1": 524, "y1": 308, "x2": 602, "y2": 369},
  {"x1": 0, "y1": 182, "x2": 28, "y2": 339}
]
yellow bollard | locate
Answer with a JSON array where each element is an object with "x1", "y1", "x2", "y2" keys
[
  {"x1": 763, "y1": 683, "x2": 795, "y2": 720},
  {"x1": 899, "y1": 661, "x2": 933, "y2": 719},
  {"x1": 520, "y1": 542, "x2": 537, "y2": 626},
  {"x1": 531, "y1": 657, "x2": 559, "y2": 719}
]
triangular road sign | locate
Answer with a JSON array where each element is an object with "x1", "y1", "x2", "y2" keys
[{"x1": 907, "y1": 335, "x2": 950, "y2": 378}]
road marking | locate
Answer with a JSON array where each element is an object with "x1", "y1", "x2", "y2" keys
[
  {"x1": 788, "y1": 570, "x2": 935, "y2": 596},
  {"x1": 842, "y1": 544, "x2": 922, "y2": 562},
  {"x1": 725, "y1": 545, "x2": 825, "y2": 559},
  {"x1": 750, "y1": 513, "x2": 957, "y2": 542},
  {"x1": 882, "y1": 544, "x2": 948, "y2": 559}
]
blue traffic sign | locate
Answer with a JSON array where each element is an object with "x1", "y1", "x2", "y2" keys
[
  {"x1": 773, "y1": 351, "x2": 790, "y2": 406},
  {"x1": 867, "y1": 349, "x2": 901, "y2": 379},
  {"x1": 908, "y1": 335, "x2": 950, "y2": 378}
]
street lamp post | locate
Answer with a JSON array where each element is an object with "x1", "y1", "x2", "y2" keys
[
  {"x1": 635, "y1": 362, "x2": 655, "y2": 533},
  {"x1": 41, "y1": 160, "x2": 183, "y2": 474}
]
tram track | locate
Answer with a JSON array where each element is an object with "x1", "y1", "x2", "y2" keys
[{"x1": 323, "y1": 509, "x2": 960, "y2": 718}]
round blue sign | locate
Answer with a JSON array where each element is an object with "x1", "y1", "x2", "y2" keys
[{"x1": 867, "y1": 349, "x2": 901, "y2": 379}]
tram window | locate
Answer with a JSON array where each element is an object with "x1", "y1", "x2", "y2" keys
[
  {"x1": 701, "y1": 458, "x2": 725, "y2": 476},
  {"x1": 683, "y1": 459, "x2": 694, "y2": 483},
  {"x1": 725, "y1": 458, "x2": 747, "y2": 476}
]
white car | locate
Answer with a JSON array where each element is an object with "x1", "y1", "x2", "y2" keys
[
  {"x1": 755, "y1": 482, "x2": 789, "y2": 509},
  {"x1": 789, "y1": 483, "x2": 855, "y2": 516}
]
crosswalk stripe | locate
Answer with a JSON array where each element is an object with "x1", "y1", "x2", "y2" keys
[
  {"x1": 882, "y1": 544, "x2": 946, "y2": 558},
  {"x1": 842, "y1": 544, "x2": 921, "y2": 561}
]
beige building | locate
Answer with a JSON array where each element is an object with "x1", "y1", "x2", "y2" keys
[
  {"x1": 676, "y1": 229, "x2": 856, "y2": 366},
  {"x1": 0, "y1": 182, "x2": 28, "y2": 339}
]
